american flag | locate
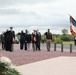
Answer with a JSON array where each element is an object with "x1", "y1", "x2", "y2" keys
[{"x1": 70, "y1": 16, "x2": 76, "y2": 36}]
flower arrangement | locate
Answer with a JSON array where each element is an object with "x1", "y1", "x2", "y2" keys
[{"x1": 0, "y1": 53, "x2": 21, "y2": 75}]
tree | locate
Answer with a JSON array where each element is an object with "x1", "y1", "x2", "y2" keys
[{"x1": 61, "y1": 29, "x2": 68, "y2": 35}]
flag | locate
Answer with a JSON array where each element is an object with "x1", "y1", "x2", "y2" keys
[{"x1": 70, "y1": 16, "x2": 76, "y2": 36}]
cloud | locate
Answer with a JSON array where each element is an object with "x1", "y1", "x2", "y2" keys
[
  {"x1": 0, "y1": 0, "x2": 56, "y2": 5},
  {"x1": 0, "y1": 9, "x2": 21, "y2": 15},
  {"x1": 0, "y1": 0, "x2": 76, "y2": 34}
]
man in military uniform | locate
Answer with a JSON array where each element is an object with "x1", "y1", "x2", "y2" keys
[
  {"x1": 9, "y1": 27, "x2": 15, "y2": 51},
  {"x1": 4, "y1": 27, "x2": 15, "y2": 52}
]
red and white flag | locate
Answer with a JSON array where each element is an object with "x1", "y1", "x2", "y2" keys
[{"x1": 70, "y1": 16, "x2": 76, "y2": 36}]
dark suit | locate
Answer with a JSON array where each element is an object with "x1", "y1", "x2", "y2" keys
[
  {"x1": 74, "y1": 36, "x2": 76, "y2": 45},
  {"x1": 20, "y1": 31, "x2": 25, "y2": 50},
  {"x1": 27, "y1": 33, "x2": 31, "y2": 49},
  {"x1": 36, "y1": 32, "x2": 41, "y2": 50},
  {"x1": 24, "y1": 33, "x2": 28, "y2": 50},
  {"x1": 4, "y1": 30, "x2": 14, "y2": 51}
]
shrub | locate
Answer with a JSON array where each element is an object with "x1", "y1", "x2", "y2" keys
[
  {"x1": 60, "y1": 35, "x2": 74, "y2": 41},
  {"x1": 54, "y1": 38, "x2": 63, "y2": 44}
]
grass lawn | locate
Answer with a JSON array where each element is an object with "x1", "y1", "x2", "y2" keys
[{"x1": 63, "y1": 41, "x2": 74, "y2": 46}]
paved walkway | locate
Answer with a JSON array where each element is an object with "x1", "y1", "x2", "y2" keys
[
  {"x1": 1, "y1": 44, "x2": 76, "y2": 75},
  {"x1": 17, "y1": 56, "x2": 76, "y2": 75}
]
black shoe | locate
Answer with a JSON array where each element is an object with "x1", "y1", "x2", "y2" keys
[
  {"x1": 39, "y1": 49, "x2": 41, "y2": 51},
  {"x1": 47, "y1": 50, "x2": 50, "y2": 51},
  {"x1": 33, "y1": 50, "x2": 36, "y2": 51},
  {"x1": 25, "y1": 49, "x2": 27, "y2": 50}
]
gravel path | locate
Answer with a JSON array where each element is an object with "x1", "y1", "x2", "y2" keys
[{"x1": 1, "y1": 44, "x2": 76, "y2": 66}]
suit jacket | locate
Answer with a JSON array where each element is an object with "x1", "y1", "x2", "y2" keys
[{"x1": 36, "y1": 32, "x2": 41, "y2": 42}]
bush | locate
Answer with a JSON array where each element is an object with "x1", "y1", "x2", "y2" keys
[
  {"x1": 60, "y1": 35, "x2": 74, "y2": 41},
  {"x1": 54, "y1": 38, "x2": 63, "y2": 44}
]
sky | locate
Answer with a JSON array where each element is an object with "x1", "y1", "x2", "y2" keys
[{"x1": 0, "y1": 0, "x2": 76, "y2": 35}]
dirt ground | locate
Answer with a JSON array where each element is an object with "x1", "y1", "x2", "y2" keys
[{"x1": 1, "y1": 44, "x2": 76, "y2": 66}]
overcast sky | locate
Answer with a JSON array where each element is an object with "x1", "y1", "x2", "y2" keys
[{"x1": 0, "y1": 0, "x2": 76, "y2": 34}]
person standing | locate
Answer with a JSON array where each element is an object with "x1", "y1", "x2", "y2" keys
[
  {"x1": 20, "y1": 30, "x2": 25, "y2": 50},
  {"x1": 1, "y1": 32, "x2": 5, "y2": 50},
  {"x1": 74, "y1": 34, "x2": 76, "y2": 46},
  {"x1": 4, "y1": 29, "x2": 14, "y2": 52},
  {"x1": 9, "y1": 27, "x2": 15, "y2": 51},
  {"x1": 36, "y1": 29, "x2": 41, "y2": 51},
  {"x1": 24, "y1": 30, "x2": 28, "y2": 50},
  {"x1": 26, "y1": 31, "x2": 31, "y2": 49},
  {"x1": 44, "y1": 29, "x2": 52, "y2": 51},
  {"x1": 31, "y1": 30, "x2": 37, "y2": 51}
]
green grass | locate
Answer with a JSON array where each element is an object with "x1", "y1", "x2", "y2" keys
[{"x1": 63, "y1": 41, "x2": 74, "y2": 46}]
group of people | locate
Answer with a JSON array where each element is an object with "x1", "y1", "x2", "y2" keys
[
  {"x1": 19, "y1": 29, "x2": 41, "y2": 51},
  {"x1": 1, "y1": 28, "x2": 53, "y2": 52},
  {"x1": 0, "y1": 27, "x2": 15, "y2": 52},
  {"x1": 32, "y1": 29, "x2": 41, "y2": 51},
  {"x1": 18, "y1": 29, "x2": 52, "y2": 51},
  {"x1": 19, "y1": 30, "x2": 31, "y2": 50},
  {"x1": 1, "y1": 27, "x2": 76, "y2": 52}
]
